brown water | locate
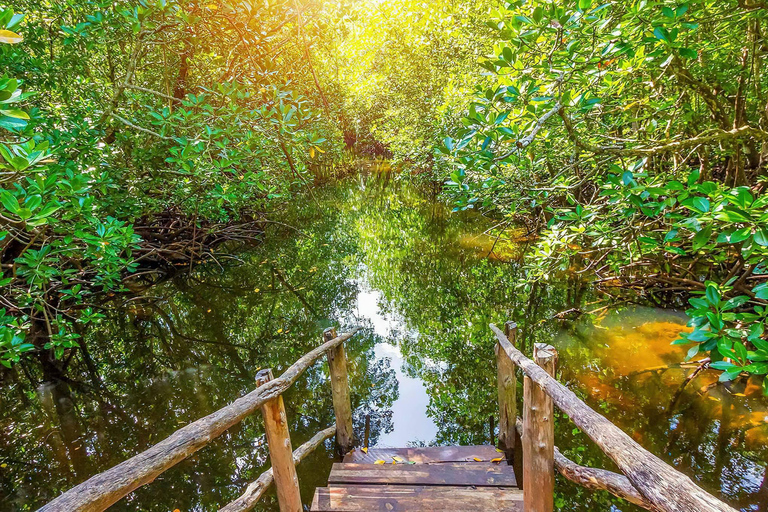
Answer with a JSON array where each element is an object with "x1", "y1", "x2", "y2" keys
[{"x1": 0, "y1": 173, "x2": 766, "y2": 511}]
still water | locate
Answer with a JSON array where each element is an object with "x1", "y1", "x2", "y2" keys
[{"x1": 1, "y1": 172, "x2": 766, "y2": 510}]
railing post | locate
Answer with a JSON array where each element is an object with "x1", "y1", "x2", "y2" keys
[
  {"x1": 496, "y1": 321, "x2": 518, "y2": 451},
  {"x1": 324, "y1": 327, "x2": 354, "y2": 455},
  {"x1": 255, "y1": 369, "x2": 302, "y2": 512},
  {"x1": 523, "y1": 343, "x2": 557, "y2": 512}
]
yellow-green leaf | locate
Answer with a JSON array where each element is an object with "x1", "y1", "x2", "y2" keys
[
  {"x1": 0, "y1": 109, "x2": 29, "y2": 120},
  {"x1": 0, "y1": 30, "x2": 22, "y2": 44}
]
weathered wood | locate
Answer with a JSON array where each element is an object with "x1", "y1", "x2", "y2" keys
[
  {"x1": 490, "y1": 323, "x2": 737, "y2": 512},
  {"x1": 255, "y1": 369, "x2": 302, "y2": 512},
  {"x1": 220, "y1": 425, "x2": 336, "y2": 512},
  {"x1": 343, "y1": 445, "x2": 502, "y2": 464},
  {"x1": 328, "y1": 462, "x2": 517, "y2": 487},
  {"x1": 496, "y1": 321, "x2": 518, "y2": 452},
  {"x1": 311, "y1": 485, "x2": 523, "y2": 511},
  {"x1": 513, "y1": 416, "x2": 650, "y2": 509},
  {"x1": 39, "y1": 328, "x2": 361, "y2": 512},
  {"x1": 324, "y1": 327, "x2": 354, "y2": 455},
  {"x1": 489, "y1": 414, "x2": 495, "y2": 445},
  {"x1": 554, "y1": 448, "x2": 651, "y2": 508},
  {"x1": 523, "y1": 343, "x2": 556, "y2": 512}
]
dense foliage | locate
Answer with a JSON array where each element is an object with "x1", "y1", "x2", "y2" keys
[
  {"x1": 0, "y1": 1, "x2": 338, "y2": 370},
  {"x1": 4, "y1": 0, "x2": 768, "y2": 393},
  {"x1": 445, "y1": 0, "x2": 768, "y2": 389},
  {"x1": 324, "y1": 0, "x2": 498, "y2": 173}
]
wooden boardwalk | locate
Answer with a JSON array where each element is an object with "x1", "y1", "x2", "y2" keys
[
  {"x1": 41, "y1": 325, "x2": 738, "y2": 512},
  {"x1": 311, "y1": 445, "x2": 522, "y2": 511}
]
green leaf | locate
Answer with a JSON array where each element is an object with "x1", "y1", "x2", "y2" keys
[
  {"x1": 691, "y1": 227, "x2": 712, "y2": 251},
  {"x1": 532, "y1": 6, "x2": 543, "y2": 23},
  {"x1": 722, "y1": 295, "x2": 749, "y2": 311},
  {"x1": 735, "y1": 341, "x2": 749, "y2": 363},
  {"x1": 719, "y1": 368, "x2": 742, "y2": 382},
  {"x1": 753, "y1": 283, "x2": 768, "y2": 300},
  {"x1": 679, "y1": 48, "x2": 698, "y2": 59},
  {"x1": 24, "y1": 194, "x2": 41, "y2": 211},
  {"x1": 710, "y1": 360, "x2": 737, "y2": 371},
  {"x1": 0, "y1": 190, "x2": 19, "y2": 214},
  {"x1": 0, "y1": 109, "x2": 29, "y2": 120},
  {"x1": 754, "y1": 227, "x2": 768, "y2": 246},
  {"x1": 692, "y1": 196, "x2": 710, "y2": 213},
  {"x1": 705, "y1": 285, "x2": 720, "y2": 305},
  {"x1": 578, "y1": 0, "x2": 593, "y2": 10},
  {"x1": 653, "y1": 27, "x2": 668, "y2": 42},
  {"x1": 715, "y1": 206, "x2": 751, "y2": 223}
]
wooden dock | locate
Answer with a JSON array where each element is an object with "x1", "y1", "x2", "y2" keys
[
  {"x1": 40, "y1": 323, "x2": 739, "y2": 512},
  {"x1": 311, "y1": 446, "x2": 522, "y2": 511}
]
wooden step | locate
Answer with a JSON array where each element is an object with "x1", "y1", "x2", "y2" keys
[
  {"x1": 343, "y1": 445, "x2": 502, "y2": 464},
  {"x1": 328, "y1": 462, "x2": 517, "y2": 487},
  {"x1": 311, "y1": 485, "x2": 523, "y2": 511}
]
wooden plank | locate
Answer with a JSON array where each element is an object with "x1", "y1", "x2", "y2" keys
[
  {"x1": 343, "y1": 445, "x2": 501, "y2": 464},
  {"x1": 328, "y1": 463, "x2": 517, "y2": 487},
  {"x1": 311, "y1": 485, "x2": 523, "y2": 511}
]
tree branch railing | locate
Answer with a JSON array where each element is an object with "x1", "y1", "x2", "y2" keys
[
  {"x1": 39, "y1": 326, "x2": 361, "y2": 512},
  {"x1": 491, "y1": 322, "x2": 737, "y2": 512}
]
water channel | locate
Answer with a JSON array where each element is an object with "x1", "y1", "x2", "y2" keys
[{"x1": 1, "y1": 171, "x2": 766, "y2": 511}]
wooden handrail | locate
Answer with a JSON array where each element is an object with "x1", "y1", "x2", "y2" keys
[
  {"x1": 490, "y1": 323, "x2": 736, "y2": 512},
  {"x1": 513, "y1": 417, "x2": 651, "y2": 508},
  {"x1": 39, "y1": 327, "x2": 361, "y2": 512},
  {"x1": 219, "y1": 425, "x2": 336, "y2": 512}
]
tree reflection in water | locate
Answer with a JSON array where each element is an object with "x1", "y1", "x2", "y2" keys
[{"x1": 1, "y1": 173, "x2": 766, "y2": 511}]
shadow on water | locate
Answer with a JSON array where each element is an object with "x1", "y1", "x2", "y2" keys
[{"x1": 1, "y1": 170, "x2": 767, "y2": 510}]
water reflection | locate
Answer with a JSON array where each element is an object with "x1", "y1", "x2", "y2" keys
[
  {"x1": 0, "y1": 173, "x2": 766, "y2": 511},
  {"x1": 555, "y1": 307, "x2": 768, "y2": 511},
  {"x1": 356, "y1": 286, "x2": 438, "y2": 446}
]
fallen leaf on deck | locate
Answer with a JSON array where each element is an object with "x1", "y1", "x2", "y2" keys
[
  {"x1": 374, "y1": 460, "x2": 385, "y2": 465},
  {"x1": 491, "y1": 457, "x2": 503, "y2": 463},
  {"x1": 361, "y1": 447, "x2": 368, "y2": 453},
  {"x1": 473, "y1": 457, "x2": 483, "y2": 462}
]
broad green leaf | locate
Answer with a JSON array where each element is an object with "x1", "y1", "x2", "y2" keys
[{"x1": 754, "y1": 227, "x2": 768, "y2": 246}]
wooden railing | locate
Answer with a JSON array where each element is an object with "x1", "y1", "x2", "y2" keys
[
  {"x1": 491, "y1": 321, "x2": 737, "y2": 512},
  {"x1": 39, "y1": 327, "x2": 361, "y2": 512}
]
